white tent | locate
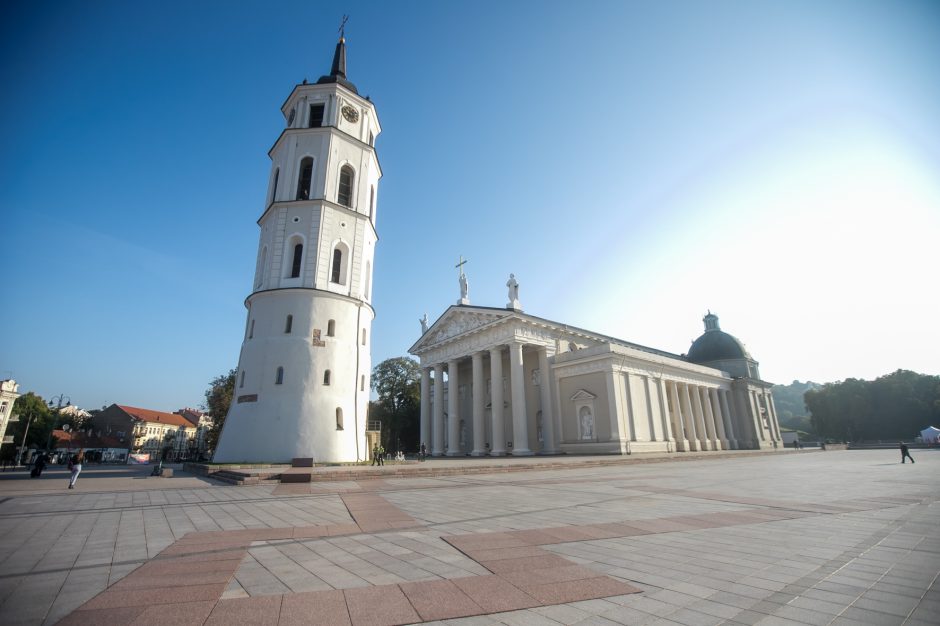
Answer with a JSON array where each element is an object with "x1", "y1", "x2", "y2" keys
[{"x1": 920, "y1": 426, "x2": 940, "y2": 444}]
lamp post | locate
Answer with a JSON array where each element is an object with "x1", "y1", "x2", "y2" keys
[{"x1": 45, "y1": 394, "x2": 71, "y2": 452}]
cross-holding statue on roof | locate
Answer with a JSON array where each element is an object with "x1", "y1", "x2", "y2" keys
[
  {"x1": 419, "y1": 313, "x2": 429, "y2": 334},
  {"x1": 506, "y1": 273, "x2": 522, "y2": 310},
  {"x1": 456, "y1": 255, "x2": 470, "y2": 305}
]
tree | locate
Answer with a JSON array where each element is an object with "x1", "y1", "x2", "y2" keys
[
  {"x1": 806, "y1": 370, "x2": 940, "y2": 441},
  {"x1": 203, "y1": 369, "x2": 236, "y2": 458},
  {"x1": 2, "y1": 392, "x2": 54, "y2": 460},
  {"x1": 371, "y1": 357, "x2": 421, "y2": 453}
]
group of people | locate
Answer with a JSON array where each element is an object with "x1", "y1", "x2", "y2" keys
[{"x1": 27, "y1": 450, "x2": 84, "y2": 488}]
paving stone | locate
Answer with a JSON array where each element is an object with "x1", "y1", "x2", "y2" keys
[
  {"x1": 205, "y1": 595, "x2": 282, "y2": 626},
  {"x1": 343, "y1": 584, "x2": 420, "y2": 625}
]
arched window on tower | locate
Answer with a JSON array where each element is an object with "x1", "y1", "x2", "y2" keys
[
  {"x1": 323, "y1": 370, "x2": 331, "y2": 385},
  {"x1": 369, "y1": 186, "x2": 375, "y2": 217},
  {"x1": 361, "y1": 375, "x2": 366, "y2": 391},
  {"x1": 327, "y1": 320, "x2": 336, "y2": 337},
  {"x1": 255, "y1": 246, "x2": 267, "y2": 289},
  {"x1": 361, "y1": 329, "x2": 367, "y2": 345},
  {"x1": 275, "y1": 367, "x2": 284, "y2": 385},
  {"x1": 285, "y1": 315, "x2": 293, "y2": 334},
  {"x1": 270, "y1": 168, "x2": 279, "y2": 204},
  {"x1": 296, "y1": 157, "x2": 313, "y2": 200},
  {"x1": 330, "y1": 242, "x2": 349, "y2": 285},
  {"x1": 338, "y1": 165, "x2": 354, "y2": 207},
  {"x1": 249, "y1": 319, "x2": 255, "y2": 339},
  {"x1": 336, "y1": 407, "x2": 344, "y2": 430},
  {"x1": 239, "y1": 371, "x2": 245, "y2": 388},
  {"x1": 364, "y1": 261, "x2": 372, "y2": 300},
  {"x1": 331, "y1": 248, "x2": 343, "y2": 283},
  {"x1": 290, "y1": 242, "x2": 303, "y2": 278}
]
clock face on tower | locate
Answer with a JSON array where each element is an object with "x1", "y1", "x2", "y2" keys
[{"x1": 341, "y1": 105, "x2": 360, "y2": 123}]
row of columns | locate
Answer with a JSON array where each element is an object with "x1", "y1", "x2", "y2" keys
[
  {"x1": 419, "y1": 342, "x2": 556, "y2": 457},
  {"x1": 666, "y1": 381, "x2": 738, "y2": 451},
  {"x1": 748, "y1": 387, "x2": 782, "y2": 444}
]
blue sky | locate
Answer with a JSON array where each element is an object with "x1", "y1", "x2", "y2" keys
[{"x1": 2, "y1": 0, "x2": 939, "y2": 412}]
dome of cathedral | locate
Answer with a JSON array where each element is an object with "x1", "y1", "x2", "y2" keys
[{"x1": 686, "y1": 312, "x2": 752, "y2": 363}]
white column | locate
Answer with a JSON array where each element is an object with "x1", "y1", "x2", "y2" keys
[
  {"x1": 471, "y1": 351, "x2": 486, "y2": 456},
  {"x1": 719, "y1": 389, "x2": 737, "y2": 449},
  {"x1": 489, "y1": 347, "x2": 506, "y2": 456},
  {"x1": 658, "y1": 378, "x2": 674, "y2": 444},
  {"x1": 700, "y1": 386, "x2": 720, "y2": 450},
  {"x1": 447, "y1": 359, "x2": 461, "y2": 456},
  {"x1": 420, "y1": 367, "x2": 430, "y2": 452},
  {"x1": 709, "y1": 388, "x2": 729, "y2": 449},
  {"x1": 620, "y1": 371, "x2": 635, "y2": 442},
  {"x1": 432, "y1": 364, "x2": 444, "y2": 456},
  {"x1": 766, "y1": 392, "x2": 782, "y2": 442},
  {"x1": 750, "y1": 390, "x2": 766, "y2": 442},
  {"x1": 669, "y1": 381, "x2": 688, "y2": 451},
  {"x1": 537, "y1": 347, "x2": 558, "y2": 454},
  {"x1": 508, "y1": 342, "x2": 532, "y2": 455},
  {"x1": 690, "y1": 384, "x2": 710, "y2": 450},
  {"x1": 680, "y1": 383, "x2": 699, "y2": 451}
]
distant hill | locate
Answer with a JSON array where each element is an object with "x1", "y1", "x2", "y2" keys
[{"x1": 772, "y1": 380, "x2": 821, "y2": 434}]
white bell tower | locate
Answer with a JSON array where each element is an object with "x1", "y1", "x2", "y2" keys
[{"x1": 214, "y1": 34, "x2": 381, "y2": 463}]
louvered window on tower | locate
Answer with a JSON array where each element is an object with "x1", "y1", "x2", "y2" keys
[
  {"x1": 338, "y1": 165, "x2": 354, "y2": 207},
  {"x1": 290, "y1": 244, "x2": 303, "y2": 278},
  {"x1": 331, "y1": 248, "x2": 343, "y2": 283},
  {"x1": 296, "y1": 157, "x2": 313, "y2": 200},
  {"x1": 309, "y1": 103, "x2": 324, "y2": 128}
]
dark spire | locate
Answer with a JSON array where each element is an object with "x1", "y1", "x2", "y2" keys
[
  {"x1": 316, "y1": 37, "x2": 358, "y2": 93},
  {"x1": 330, "y1": 37, "x2": 347, "y2": 79},
  {"x1": 315, "y1": 17, "x2": 358, "y2": 93}
]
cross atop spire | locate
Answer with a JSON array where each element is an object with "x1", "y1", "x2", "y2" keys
[{"x1": 316, "y1": 17, "x2": 358, "y2": 94}]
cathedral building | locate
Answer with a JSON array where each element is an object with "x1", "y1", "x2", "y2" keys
[
  {"x1": 410, "y1": 293, "x2": 782, "y2": 456},
  {"x1": 214, "y1": 35, "x2": 379, "y2": 463}
]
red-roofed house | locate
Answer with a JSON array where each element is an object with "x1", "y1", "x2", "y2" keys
[
  {"x1": 91, "y1": 404, "x2": 198, "y2": 461},
  {"x1": 51, "y1": 429, "x2": 129, "y2": 462}
]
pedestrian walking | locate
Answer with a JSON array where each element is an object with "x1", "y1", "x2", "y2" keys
[
  {"x1": 420, "y1": 442, "x2": 427, "y2": 461},
  {"x1": 377, "y1": 444, "x2": 385, "y2": 466},
  {"x1": 31, "y1": 453, "x2": 47, "y2": 478},
  {"x1": 900, "y1": 442, "x2": 915, "y2": 464},
  {"x1": 68, "y1": 450, "x2": 84, "y2": 489}
]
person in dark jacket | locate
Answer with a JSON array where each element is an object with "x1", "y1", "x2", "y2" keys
[{"x1": 900, "y1": 442, "x2": 915, "y2": 464}]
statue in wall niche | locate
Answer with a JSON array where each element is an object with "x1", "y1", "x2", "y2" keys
[
  {"x1": 580, "y1": 406, "x2": 595, "y2": 440},
  {"x1": 459, "y1": 420, "x2": 467, "y2": 447},
  {"x1": 419, "y1": 313, "x2": 429, "y2": 334}
]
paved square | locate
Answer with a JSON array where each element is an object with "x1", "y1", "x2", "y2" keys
[{"x1": 0, "y1": 449, "x2": 936, "y2": 625}]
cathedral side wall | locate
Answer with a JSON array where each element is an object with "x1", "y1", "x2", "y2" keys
[{"x1": 556, "y1": 372, "x2": 611, "y2": 443}]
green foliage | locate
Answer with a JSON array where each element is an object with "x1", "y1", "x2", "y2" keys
[
  {"x1": 2, "y1": 392, "x2": 54, "y2": 458},
  {"x1": 371, "y1": 357, "x2": 421, "y2": 452},
  {"x1": 805, "y1": 370, "x2": 940, "y2": 441},
  {"x1": 204, "y1": 369, "x2": 236, "y2": 457},
  {"x1": 771, "y1": 380, "x2": 821, "y2": 433}
]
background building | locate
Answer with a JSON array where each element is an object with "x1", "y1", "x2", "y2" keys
[
  {"x1": 91, "y1": 404, "x2": 197, "y2": 461},
  {"x1": 0, "y1": 380, "x2": 20, "y2": 448}
]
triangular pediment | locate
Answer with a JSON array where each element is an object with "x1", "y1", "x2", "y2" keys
[
  {"x1": 569, "y1": 389, "x2": 597, "y2": 401},
  {"x1": 410, "y1": 306, "x2": 513, "y2": 353}
]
